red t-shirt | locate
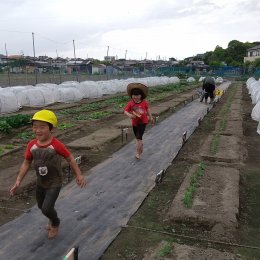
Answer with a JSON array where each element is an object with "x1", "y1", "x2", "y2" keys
[
  {"x1": 25, "y1": 138, "x2": 71, "y2": 188},
  {"x1": 124, "y1": 100, "x2": 149, "y2": 126}
]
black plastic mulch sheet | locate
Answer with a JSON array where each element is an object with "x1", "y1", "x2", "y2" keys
[{"x1": 0, "y1": 82, "x2": 230, "y2": 260}]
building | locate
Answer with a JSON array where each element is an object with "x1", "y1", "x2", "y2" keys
[{"x1": 244, "y1": 44, "x2": 260, "y2": 62}]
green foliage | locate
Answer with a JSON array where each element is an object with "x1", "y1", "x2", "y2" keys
[
  {"x1": 17, "y1": 130, "x2": 34, "y2": 141},
  {"x1": 57, "y1": 122, "x2": 75, "y2": 130},
  {"x1": 5, "y1": 114, "x2": 31, "y2": 128},
  {"x1": 157, "y1": 242, "x2": 173, "y2": 257},
  {"x1": 0, "y1": 114, "x2": 31, "y2": 133},
  {"x1": 87, "y1": 111, "x2": 112, "y2": 120},
  {"x1": 0, "y1": 121, "x2": 12, "y2": 134},
  {"x1": 252, "y1": 58, "x2": 260, "y2": 68},
  {"x1": 0, "y1": 144, "x2": 15, "y2": 156},
  {"x1": 205, "y1": 40, "x2": 260, "y2": 66},
  {"x1": 210, "y1": 134, "x2": 220, "y2": 155},
  {"x1": 183, "y1": 163, "x2": 205, "y2": 208},
  {"x1": 4, "y1": 144, "x2": 14, "y2": 149}
]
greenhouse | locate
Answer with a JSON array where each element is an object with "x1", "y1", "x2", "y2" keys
[{"x1": 0, "y1": 76, "x2": 181, "y2": 114}]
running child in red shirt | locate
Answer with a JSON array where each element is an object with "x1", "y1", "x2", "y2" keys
[
  {"x1": 124, "y1": 83, "x2": 154, "y2": 160},
  {"x1": 9, "y1": 109, "x2": 86, "y2": 239}
]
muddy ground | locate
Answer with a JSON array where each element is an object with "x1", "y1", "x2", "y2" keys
[{"x1": 0, "y1": 81, "x2": 260, "y2": 259}]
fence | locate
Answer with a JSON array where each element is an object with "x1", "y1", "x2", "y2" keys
[{"x1": 0, "y1": 66, "x2": 259, "y2": 87}]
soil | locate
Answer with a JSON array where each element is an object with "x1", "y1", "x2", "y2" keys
[{"x1": 1, "y1": 81, "x2": 260, "y2": 259}]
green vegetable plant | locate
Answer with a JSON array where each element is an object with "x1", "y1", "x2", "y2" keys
[
  {"x1": 17, "y1": 130, "x2": 34, "y2": 141},
  {"x1": 57, "y1": 123, "x2": 75, "y2": 130},
  {"x1": 183, "y1": 163, "x2": 205, "y2": 208},
  {"x1": 157, "y1": 241, "x2": 173, "y2": 257},
  {"x1": 76, "y1": 111, "x2": 112, "y2": 121},
  {"x1": 0, "y1": 114, "x2": 31, "y2": 133}
]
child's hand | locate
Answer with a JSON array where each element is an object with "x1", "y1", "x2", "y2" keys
[
  {"x1": 130, "y1": 114, "x2": 136, "y2": 119},
  {"x1": 132, "y1": 111, "x2": 141, "y2": 118},
  {"x1": 9, "y1": 181, "x2": 21, "y2": 196},
  {"x1": 76, "y1": 175, "x2": 86, "y2": 188},
  {"x1": 150, "y1": 117, "x2": 155, "y2": 125}
]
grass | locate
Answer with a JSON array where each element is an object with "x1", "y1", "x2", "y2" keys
[
  {"x1": 210, "y1": 133, "x2": 220, "y2": 155},
  {"x1": 157, "y1": 241, "x2": 173, "y2": 257},
  {"x1": 183, "y1": 163, "x2": 205, "y2": 208}
]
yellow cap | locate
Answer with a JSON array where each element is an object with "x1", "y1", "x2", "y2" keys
[{"x1": 32, "y1": 110, "x2": 58, "y2": 127}]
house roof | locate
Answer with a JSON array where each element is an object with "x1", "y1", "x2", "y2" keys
[
  {"x1": 7, "y1": 55, "x2": 24, "y2": 59},
  {"x1": 248, "y1": 44, "x2": 260, "y2": 51}
]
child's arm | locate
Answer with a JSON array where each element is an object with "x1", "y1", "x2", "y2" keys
[
  {"x1": 10, "y1": 159, "x2": 31, "y2": 196},
  {"x1": 66, "y1": 155, "x2": 86, "y2": 188},
  {"x1": 147, "y1": 107, "x2": 154, "y2": 125},
  {"x1": 124, "y1": 110, "x2": 136, "y2": 119}
]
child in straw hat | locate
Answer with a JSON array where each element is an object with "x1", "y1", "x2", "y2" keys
[{"x1": 124, "y1": 83, "x2": 154, "y2": 159}]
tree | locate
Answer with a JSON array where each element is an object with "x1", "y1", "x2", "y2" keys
[{"x1": 252, "y1": 58, "x2": 260, "y2": 68}]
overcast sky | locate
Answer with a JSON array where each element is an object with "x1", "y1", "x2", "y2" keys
[{"x1": 0, "y1": 0, "x2": 259, "y2": 60}]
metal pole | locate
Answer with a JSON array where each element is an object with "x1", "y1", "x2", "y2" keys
[
  {"x1": 32, "y1": 32, "x2": 38, "y2": 85},
  {"x1": 56, "y1": 49, "x2": 62, "y2": 84},
  {"x1": 124, "y1": 50, "x2": 127, "y2": 76},
  {"x1": 144, "y1": 52, "x2": 147, "y2": 74},
  {"x1": 4, "y1": 43, "x2": 11, "y2": 87},
  {"x1": 73, "y1": 40, "x2": 79, "y2": 82},
  {"x1": 106, "y1": 45, "x2": 109, "y2": 79}
]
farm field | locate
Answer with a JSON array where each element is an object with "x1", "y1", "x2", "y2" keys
[
  {"x1": 0, "y1": 80, "x2": 259, "y2": 259},
  {"x1": 0, "y1": 81, "x2": 197, "y2": 225},
  {"x1": 101, "y1": 82, "x2": 260, "y2": 260}
]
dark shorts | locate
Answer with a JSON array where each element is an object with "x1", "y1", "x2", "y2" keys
[{"x1": 132, "y1": 124, "x2": 147, "y2": 140}]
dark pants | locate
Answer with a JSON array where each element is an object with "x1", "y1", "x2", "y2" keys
[
  {"x1": 36, "y1": 185, "x2": 61, "y2": 227},
  {"x1": 132, "y1": 123, "x2": 147, "y2": 140}
]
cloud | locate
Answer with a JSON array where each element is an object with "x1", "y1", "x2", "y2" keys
[{"x1": 0, "y1": 0, "x2": 260, "y2": 60}]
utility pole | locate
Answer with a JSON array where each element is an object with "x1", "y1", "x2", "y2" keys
[
  {"x1": 144, "y1": 52, "x2": 148, "y2": 74},
  {"x1": 56, "y1": 49, "x2": 62, "y2": 84},
  {"x1": 4, "y1": 43, "x2": 11, "y2": 87},
  {"x1": 106, "y1": 45, "x2": 109, "y2": 79},
  {"x1": 32, "y1": 32, "x2": 38, "y2": 85},
  {"x1": 73, "y1": 40, "x2": 79, "y2": 82},
  {"x1": 124, "y1": 50, "x2": 127, "y2": 76}
]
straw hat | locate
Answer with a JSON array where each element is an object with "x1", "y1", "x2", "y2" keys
[{"x1": 127, "y1": 83, "x2": 148, "y2": 98}]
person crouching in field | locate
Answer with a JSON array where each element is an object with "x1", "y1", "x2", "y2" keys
[
  {"x1": 124, "y1": 83, "x2": 154, "y2": 160},
  {"x1": 200, "y1": 76, "x2": 216, "y2": 104},
  {"x1": 9, "y1": 109, "x2": 86, "y2": 240}
]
